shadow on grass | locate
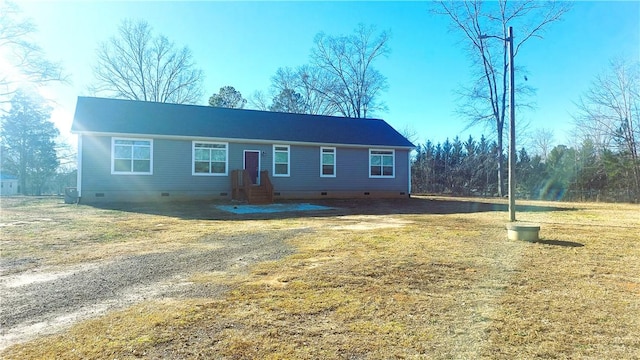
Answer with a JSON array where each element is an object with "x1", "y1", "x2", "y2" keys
[
  {"x1": 537, "y1": 239, "x2": 585, "y2": 248},
  {"x1": 88, "y1": 196, "x2": 576, "y2": 221}
]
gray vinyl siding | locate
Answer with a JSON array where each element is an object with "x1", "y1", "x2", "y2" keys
[
  {"x1": 80, "y1": 136, "x2": 228, "y2": 199},
  {"x1": 271, "y1": 145, "x2": 409, "y2": 192},
  {"x1": 79, "y1": 135, "x2": 409, "y2": 201}
]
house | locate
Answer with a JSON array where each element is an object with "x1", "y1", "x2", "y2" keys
[
  {"x1": 0, "y1": 173, "x2": 19, "y2": 196},
  {"x1": 71, "y1": 97, "x2": 415, "y2": 204}
]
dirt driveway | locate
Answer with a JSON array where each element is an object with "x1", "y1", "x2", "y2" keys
[{"x1": 1, "y1": 219, "x2": 298, "y2": 350}]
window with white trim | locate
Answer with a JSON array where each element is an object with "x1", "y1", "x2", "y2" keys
[
  {"x1": 112, "y1": 138, "x2": 152, "y2": 174},
  {"x1": 193, "y1": 142, "x2": 228, "y2": 175},
  {"x1": 369, "y1": 149, "x2": 395, "y2": 178},
  {"x1": 320, "y1": 147, "x2": 336, "y2": 177},
  {"x1": 273, "y1": 145, "x2": 290, "y2": 176}
]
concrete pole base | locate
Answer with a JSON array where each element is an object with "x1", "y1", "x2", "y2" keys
[{"x1": 506, "y1": 223, "x2": 540, "y2": 242}]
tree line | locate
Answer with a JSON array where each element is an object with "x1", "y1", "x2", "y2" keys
[{"x1": 412, "y1": 135, "x2": 639, "y2": 203}]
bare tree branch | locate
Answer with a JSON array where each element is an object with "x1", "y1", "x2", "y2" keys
[
  {"x1": 248, "y1": 90, "x2": 270, "y2": 111},
  {"x1": 0, "y1": 1, "x2": 67, "y2": 110},
  {"x1": 310, "y1": 24, "x2": 390, "y2": 118},
  {"x1": 90, "y1": 19, "x2": 203, "y2": 104},
  {"x1": 573, "y1": 58, "x2": 640, "y2": 196}
]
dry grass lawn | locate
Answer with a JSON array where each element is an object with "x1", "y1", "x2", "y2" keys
[{"x1": 1, "y1": 196, "x2": 639, "y2": 359}]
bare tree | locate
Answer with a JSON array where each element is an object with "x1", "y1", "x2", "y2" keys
[
  {"x1": 399, "y1": 124, "x2": 419, "y2": 146},
  {"x1": 434, "y1": 0, "x2": 570, "y2": 196},
  {"x1": 266, "y1": 66, "x2": 337, "y2": 115},
  {"x1": 248, "y1": 90, "x2": 270, "y2": 111},
  {"x1": 311, "y1": 24, "x2": 390, "y2": 118},
  {"x1": 0, "y1": 1, "x2": 66, "y2": 110},
  {"x1": 297, "y1": 65, "x2": 341, "y2": 116},
  {"x1": 532, "y1": 128, "x2": 554, "y2": 160},
  {"x1": 90, "y1": 19, "x2": 203, "y2": 104},
  {"x1": 574, "y1": 58, "x2": 640, "y2": 197}
]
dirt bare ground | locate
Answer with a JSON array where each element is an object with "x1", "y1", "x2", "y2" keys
[{"x1": 0, "y1": 229, "x2": 298, "y2": 350}]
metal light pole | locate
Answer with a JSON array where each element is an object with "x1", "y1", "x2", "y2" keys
[
  {"x1": 480, "y1": 27, "x2": 516, "y2": 222},
  {"x1": 507, "y1": 26, "x2": 516, "y2": 222}
]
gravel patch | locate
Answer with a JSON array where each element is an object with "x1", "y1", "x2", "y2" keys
[{"x1": 0, "y1": 229, "x2": 299, "y2": 350}]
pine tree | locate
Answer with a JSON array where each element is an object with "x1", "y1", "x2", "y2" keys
[{"x1": 1, "y1": 90, "x2": 59, "y2": 195}]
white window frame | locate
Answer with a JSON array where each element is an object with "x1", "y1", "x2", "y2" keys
[
  {"x1": 369, "y1": 149, "x2": 395, "y2": 178},
  {"x1": 192, "y1": 141, "x2": 229, "y2": 176},
  {"x1": 111, "y1": 137, "x2": 153, "y2": 175},
  {"x1": 273, "y1": 144, "x2": 290, "y2": 177},
  {"x1": 320, "y1": 147, "x2": 336, "y2": 178}
]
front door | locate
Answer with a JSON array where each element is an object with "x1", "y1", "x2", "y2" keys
[{"x1": 244, "y1": 151, "x2": 260, "y2": 185}]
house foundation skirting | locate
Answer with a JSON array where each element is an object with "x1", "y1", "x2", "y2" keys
[
  {"x1": 78, "y1": 190, "x2": 231, "y2": 203},
  {"x1": 272, "y1": 190, "x2": 410, "y2": 200},
  {"x1": 77, "y1": 189, "x2": 410, "y2": 203}
]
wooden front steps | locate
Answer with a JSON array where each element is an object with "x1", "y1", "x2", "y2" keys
[
  {"x1": 231, "y1": 170, "x2": 274, "y2": 204},
  {"x1": 246, "y1": 185, "x2": 272, "y2": 204}
]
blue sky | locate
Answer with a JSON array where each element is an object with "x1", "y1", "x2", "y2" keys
[{"x1": 16, "y1": 1, "x2": 640, "y2": 151}]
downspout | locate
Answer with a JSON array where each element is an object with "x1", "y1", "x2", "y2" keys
[{"x1": 76, "y1": 134, "x2": 83, "y2": 202}]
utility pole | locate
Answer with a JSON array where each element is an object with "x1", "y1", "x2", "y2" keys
[
  {"x1": 483, "y1": 27, "x2": 540, "y2": 241},
  {"x1": 508, "y1": 26, "x2": 516, "y2": 222},
  {"x1": 480, "y1": 26, "x2": 516, "y2": 221}
]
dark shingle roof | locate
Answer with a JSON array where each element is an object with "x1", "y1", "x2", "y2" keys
[{"x1": 71, "y1": 97, "x2": 414, "y2": 148}]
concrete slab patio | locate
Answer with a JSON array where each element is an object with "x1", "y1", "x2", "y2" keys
[{"x1": 215, "y1": 203, "x2": 335, "y2": 214}]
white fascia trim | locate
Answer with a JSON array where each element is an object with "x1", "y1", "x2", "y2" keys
[{"x1": 72, "y1": 131, "x2": 415, "y2": 150}]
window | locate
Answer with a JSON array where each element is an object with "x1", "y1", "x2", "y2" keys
[
  {"x1": 112, "y1": 138, "x2": 152, "y2": 174},
  {"x1": 193, "y1": 142, "x2": 228, "y2": 175},
  {"x1": 321, "y1": 147, "x2": 336, "y2": 177},
  {"x1": 369, "y1": 149, "x2": 395, "y2": 178},
  {"x1": 273, "y1": 145, "x2": 290, "y2": 176}
]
